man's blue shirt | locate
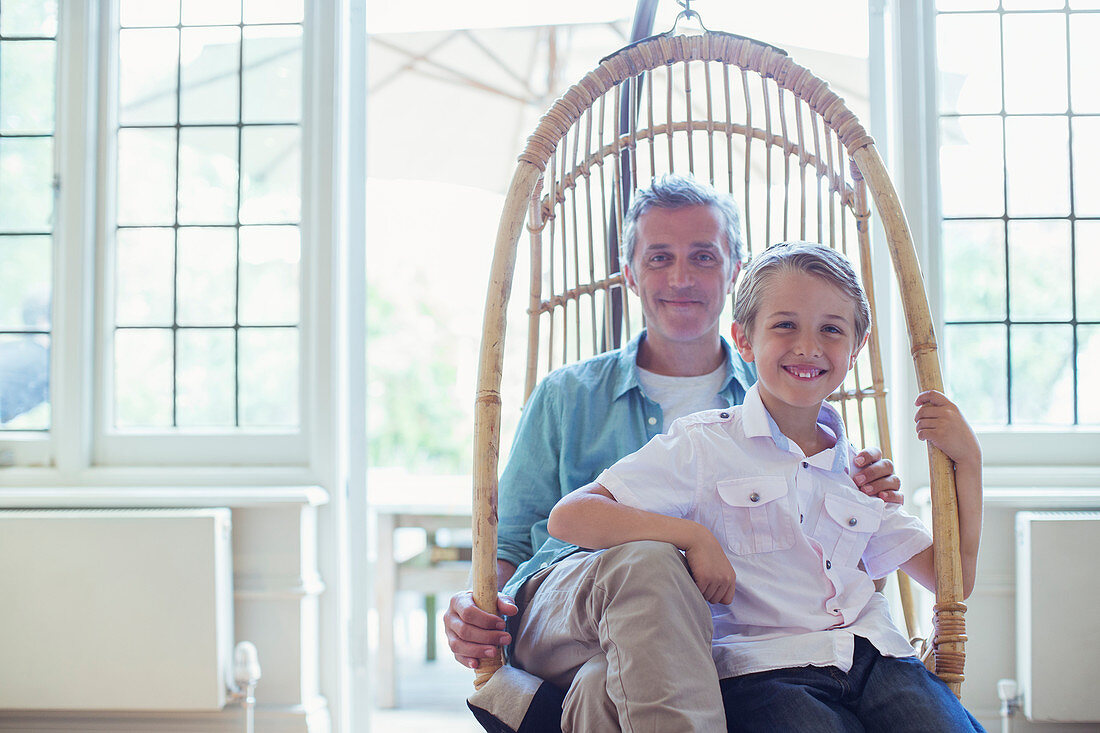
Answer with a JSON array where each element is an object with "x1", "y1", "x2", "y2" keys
[{"x1": 499, "y1": 330, "x2": 757, "y2": 598}]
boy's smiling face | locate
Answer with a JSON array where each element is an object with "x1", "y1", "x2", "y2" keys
[{"x1": 731, "y1": 269, "x2": 867, "y2": 427}]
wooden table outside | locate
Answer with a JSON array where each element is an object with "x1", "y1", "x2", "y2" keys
[{"x1": 373, "y1": 496, "x2": 472, "y2": 709}]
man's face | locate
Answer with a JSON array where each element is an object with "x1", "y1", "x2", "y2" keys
[{"x1": 623, "y1": 204, "x2": 737, "y2": 352}]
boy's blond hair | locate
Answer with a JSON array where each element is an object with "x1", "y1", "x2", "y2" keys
[{"x1": 733, "y1": 241, "x2": 871, "y2": 342}]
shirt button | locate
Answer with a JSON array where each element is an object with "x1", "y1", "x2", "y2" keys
[
  {"x1": 802, "y1": 461, "x2": 809, "y2": 468},
  {"x1": 848, "y1": 517, "x2": 858, "y2": 527},
  {"x1": 648, "y1": 417, "x2": 657, "y2": 425},
  {"x1": 825, "y1": 560, "x2": 832, "y2": 570},
  {"x1": 720, "y1": 412, "x2": 729, "y2": 419},
  {"x1": 749, "y1": 492, "x2": 760, "y2": 502}
]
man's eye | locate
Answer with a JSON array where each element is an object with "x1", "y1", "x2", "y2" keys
[
  {"x1": 823, "y1": 325, "x2": 843, "y2": 334},
  {"x1": 774, "y1": 321, "x2": 794, "y2": 329}
]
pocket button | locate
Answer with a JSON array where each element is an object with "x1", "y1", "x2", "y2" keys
[{"x1": 825, "y1": 560, "x2": 832, "y2": 570}]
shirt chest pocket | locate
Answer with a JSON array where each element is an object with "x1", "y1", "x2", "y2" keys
[
  {"x1": 715, "y1": 476, "x2": 796, "y2": 555},
  {"x1": 813, "y1": 493, "x2": 883, "y2": 569}
]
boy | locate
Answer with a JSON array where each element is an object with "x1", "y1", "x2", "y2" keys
[{"x1": 547, "y1": 242, "x2": 984, "y2": 732}]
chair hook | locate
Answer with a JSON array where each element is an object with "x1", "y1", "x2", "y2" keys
[{"x1": 669, "y1": 0, "x2": 708, "y2": 35}]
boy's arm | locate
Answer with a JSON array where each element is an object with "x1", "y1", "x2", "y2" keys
[
  {"x1": 548, "y1": 482, "x2": 736, "y2": 604},
  {"x1": 900, "y1": 390, "x2": 983, "y2": 599}
]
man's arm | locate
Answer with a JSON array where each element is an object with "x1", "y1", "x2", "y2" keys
[{"x1": 445, "y1": 380, "x2": 565, "y2": 668}]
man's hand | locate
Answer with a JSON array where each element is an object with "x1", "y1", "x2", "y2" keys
[
  {"x1": 682, "y1": 524, "x2": 736, "y2": 605},
  {"x1": 852, "y1": 445, "x2": 902, "y2": 504},
  {"x1": 443, "y1": 590, "x2": 518, "y2": 669}
]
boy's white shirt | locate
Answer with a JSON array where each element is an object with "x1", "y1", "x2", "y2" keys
[{"x1": 596, "y1": 383, "x2": 932, "y2": 679}]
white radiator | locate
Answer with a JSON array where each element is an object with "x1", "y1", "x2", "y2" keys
[
  {"x1": 1016, "y1": 511, "x2": 1100, "y2": 722},
  {"x1": 0, "y1": 508, "x2": 234, "y2": 711}
]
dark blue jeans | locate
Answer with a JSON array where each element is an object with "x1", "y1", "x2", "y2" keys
[{"x1": 720, "y1": 637, "x2": 986, "y2": 732}]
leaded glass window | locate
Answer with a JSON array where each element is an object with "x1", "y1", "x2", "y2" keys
[
  {"x1": 110, "y1": 0, "x2": 304, "y2": 429},
  {"x1": 936, "y1": 0, "x2": 1100, "y2": 426},
  {"x1": 0, "y1": 0, "x2": 57, "y2": 432}
]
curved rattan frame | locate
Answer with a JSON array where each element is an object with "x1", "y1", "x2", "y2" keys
[{"x1": 472, "y1": 31, "x2": 966, "y2": 695}]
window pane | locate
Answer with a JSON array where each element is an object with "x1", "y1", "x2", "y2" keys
[
  {"x1": 180, "y1": 27, "x2": 241, "y2": 126},
  {"x1": 0, "y1": 0, "x2": 58, "y2": 36},
  {"x1": 178, "y1": 126, "x2": 239, "y2": 224},
  {"x1": 937, "y1": 13, "x2": 1001, "y2": 115},
  {"x1": 1003, "y1": 0, "x2": 1068, "y2": 8},
  {"x1": 114, "y1": 328, "x2": 174, "y2": 428},
  {"x1": 0, "y1": 236, "x2": 51, "y2": 331},
  {"x1": 0, "y1": 137, "x2": 54, "y2": 231},
  {"x1": 240, "y1": 125, "x2": 300, "y2": 223},
  {"x1": 945, "y1": 324, "x2": 1008, "y2": 425},
  {"x1": 943, "y1": 220, "x2": 1006, "y2": 320},
  {"x1": 0, "y1": 41, "x2": 56, "y2": 134},
  {"x1": 243, "y1": 0, "x2": 304, "y2": 24},
  {"x1": 1080, "y1": 325, "x2": 1100, "y2": 424},
  {"x1": 177, "y1": 328, "x2": 235, "y2": 426},
  {"x1": 239, "y1": 327, "x2": 298, "y2": 426},
  {"x1": 1008, "y1": 220, "x2": 1072, "y2": 320},
  {"x1": 1070, "y1": 14, "x2": 1100, "y2": 112},
  {"x1": 940, "y1": 116, "x2": 1004, "y2": 217},
  {"x1": 117, "y1": 128, "x2": 177, "y2": 226},
  {"x1": 118, "y1": 29, "x2": 179, "y2": 126},
  {"x1": 1070, "y1": 0, "x2": 1100, "y2": 8},
  {"x1": 937, "y1": 0, "x2": 999, "y2": 9},
  {"x1": 1011, "y1": 324, "x2": 1074, "y2": 424},
  {"x1": 242, "y1": 25, "x2": 302, "y2": 123},
  {"x1": 1072, "y1": 117, "x2": 1100, "y2": 216},
  {"x1": 182, "y1": 0, "x2": 242, "y2": 26},
  {"x1": 176, "y1": 227, "x2": 236, "y2": 326},
  {"x1": 115, "y1": 228, "x2": 174, "y2": 326},
  {"x1": 0, "y1": 334, "x2": 49, "y2": 429},
  {"x1": 1077, "y1": 221, "x2": 1100, "y2": 321},
  {"x1": 1004, "y1": 13, "x2": 1068, "y2": 113},
  {"x1": 239, "y1": 226, "x2": 300, "y2": 325},
  {"x1": 119, "y1": 0, "x2": 180, "y2": 28},
  {"x1": 1005, "y1": 116, "x2": 1070, "y2": 217}
]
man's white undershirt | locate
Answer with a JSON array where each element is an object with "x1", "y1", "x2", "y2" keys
[{"x1": 637, "y1": 363, "x2": 728, "y2": 432}]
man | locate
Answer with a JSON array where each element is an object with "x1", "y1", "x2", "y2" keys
[{"x1": 447, "y1": 175, "x2": 901, "y2": 731}]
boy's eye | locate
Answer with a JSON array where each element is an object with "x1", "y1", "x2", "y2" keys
[
  {"x1": 823, "y1": 325, "x2": 843, "y2": 334},
  {"x1": 773, "y1": 321, "x2": 795, "y2": 330}
]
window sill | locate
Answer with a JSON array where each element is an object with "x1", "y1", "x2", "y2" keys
[{"x1": 0, "y1": 484, "x2": 329, "y2": 509}]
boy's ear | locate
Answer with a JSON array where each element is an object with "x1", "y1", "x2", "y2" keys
[
  {"x1": 849, "y1": 332, "x2": 870, "y2": 369},
  {"x1": 730, "y1": 322, "x2": 754, "y2": 362}
]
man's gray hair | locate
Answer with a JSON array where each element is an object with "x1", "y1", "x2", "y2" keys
[
  {"x1": 733, "y1": 241, "x2": 872, "y2": 342},
  {"x1": 621, "y1": 174, "x2": 744, "y2": 267}
]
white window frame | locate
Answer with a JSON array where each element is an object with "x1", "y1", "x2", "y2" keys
[
  {"x1": 1, "y1": 0, "x2": 344, "y2": 483},
  {"x1": 877, "y1": 0, "x2": 1100, "y2": 482}
]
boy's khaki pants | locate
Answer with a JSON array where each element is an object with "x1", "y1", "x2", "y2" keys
[{"x1": 511, "y1": 540, "x2": 726, "y2": 732}]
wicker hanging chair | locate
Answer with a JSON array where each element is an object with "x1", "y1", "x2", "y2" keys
[{"x1": 470, "y1": 20, "x2": 968, "y2": 702}]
